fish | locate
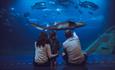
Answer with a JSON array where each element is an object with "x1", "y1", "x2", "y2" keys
[
  {"x1": 23, "y1": 12, "x2": 30, "y2": 17},
  {"x1": 56, "y1": 0, "x2": 74, "y2": 7},
  {"x1": 79, "y1": 1, "x2": 99, "y2": 11},
  {"x1": 88, "y1": 11, "x2": 93, "y2": 15},
  {"x1": 78, "y1": 9, "x2": 83, "y2": 14},
  {"x1": 31, "y1": 21, "x2": 85, "y2": 31},
  {"x1": 32, "y1": 2, "x2": 47, "y2": 10},
  {"x1": 49, "y1": 1, "x2": 56, "y2": 5}
]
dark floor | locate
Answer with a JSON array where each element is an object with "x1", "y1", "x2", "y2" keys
[{"x1": 0, "y1": 54, "x2": 115, "y2": 70}]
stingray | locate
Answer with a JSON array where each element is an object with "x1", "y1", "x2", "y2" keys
[
  {"x1": 31, "y1": 21, "x2": 85, "y2": 31},
  {"x1": 32, "y1": 2, "x2": 47, "y2": 10}
]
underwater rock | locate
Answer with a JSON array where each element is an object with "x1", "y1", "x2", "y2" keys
[
  {"x1": 79, "y1": 1, "x2": 99, "y2": 11},
  {"x1": 86, "y1": 26, "x2": 115, "y2": 55},
  {"x1": 32, "y1": 2, "x2": 47, "y2": 10}
]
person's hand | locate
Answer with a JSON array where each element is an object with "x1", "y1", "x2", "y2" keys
[
  {"x1": 62, "y1": 52, "x2": 65, "y2": 56},
  {"x1": 55, "y1": 53, "x2": 59, "y2": 57}
]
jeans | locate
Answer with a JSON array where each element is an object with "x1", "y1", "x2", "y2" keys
[
  {"x1": 63, "y1": 54, "x2": 87, "y2": 65},
  {"x1": 33, "y1": 60, "x2": 50, "y2": 67}
]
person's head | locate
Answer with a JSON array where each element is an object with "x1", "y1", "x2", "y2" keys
[
  {"x1": 49, "y1": 31, "x2": 56, "y2": 40},
  {"x1": 36, "y1": 32, "x2": 49, "y2": 47},
  {"x1": 64, "y1": 30, "x2": 73, "y2": 38}
]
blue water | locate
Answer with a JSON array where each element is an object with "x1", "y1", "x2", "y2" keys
[
  {"x1": 0, "y1": 0, "x2": 110, "y2": 64},
  {"x1": 8, "y1": 0, "x2": 109, "y2": 49}
]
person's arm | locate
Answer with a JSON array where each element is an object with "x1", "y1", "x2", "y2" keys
[
  {"x1": 62, "y1": 47, "x2": 68, "y2": 63},
  {"x1": 62, "y1": 52, "x2": 65, "y2": 56},
  {"x1": 46, "y1": 44, "x2": 58, "y2": 58},
  {"x1": 34, "y1": 41, "x2": 37, "y2": 48},
  {"x1": 62, "y1": 47, "x2": 68, "y2": 56},
  {"x1": 62, "y1": 42, "x2": 67, "y2": 56},
  {"x1": 55, "y1": 40, "x2": 61, "y2": 53}
]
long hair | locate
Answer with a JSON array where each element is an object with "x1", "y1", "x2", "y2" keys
[
  {"x1": 36, "y1": 32, "x2": 49, "y2": 47},
  {"x1": 49, "y1": 31, "x2": 56, "y2": 40}
]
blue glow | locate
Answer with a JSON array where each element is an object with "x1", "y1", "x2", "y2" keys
[
  {"x1": 0, "y1": 0, "x2": 111, "y2": 66},
  {"x1": 11, "y1": 7, "x2": 15, "y2": 11},
  {"x1": 9, "y1": 0, "x2": 109, "y2": 50}
]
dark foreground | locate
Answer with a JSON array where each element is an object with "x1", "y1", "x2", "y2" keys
[{"x1": 0, "y1": 54, "x2": 115, "y2": 70}]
